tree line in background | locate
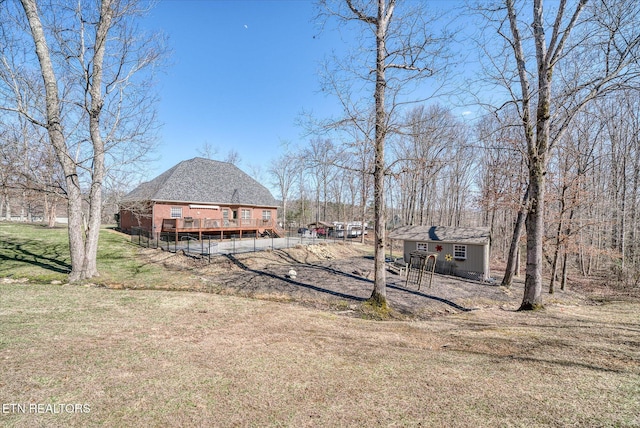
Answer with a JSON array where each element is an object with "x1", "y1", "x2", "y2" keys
[
  {"x1": 266, "y1": 87, "x2": 640, "y2": 292},
  {"x1": 1, "y1": 0, "x2": 640, "y2": 309},
  {"x1": 267, "y1": 104, "x2": 476, "y2": 235},
  {"x1": 271, "y1": 0, "x2": 640, "y2": 310}
]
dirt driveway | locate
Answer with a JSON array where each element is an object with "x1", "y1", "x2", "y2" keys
[{"x1": 158, "y1": 242, "x2": 586, "y2": 319}]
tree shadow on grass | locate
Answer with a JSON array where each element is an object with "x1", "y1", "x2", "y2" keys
[
  {"x1": 225, "y1": 255, "x2": 473, "y2": 312},
  {"x1": 224, "y1": 254, "x2": 366, "y2": 302},
  {"x1": 387, "y1": 283, "x2": 473, "y2": 312},
  {"x1": 456, "y1": 349, "x2": 626, "y2": 373},
  {"x1": 0, "y1": 238, "x2": 71, "y2": 274},
  {"x1": 302, "y1": 263, "x2": 473, "y2": 312}
]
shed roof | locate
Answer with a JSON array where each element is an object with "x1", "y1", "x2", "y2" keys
[
  {"x1": 308, "y1": 221, "x2": 334, "y2": 228},
  {"x1": 122, "y1": 157, "x2": 277, "y2": 207},
  {"x1": 388, "y1": 226, "x2": 491, "y2": 245}
]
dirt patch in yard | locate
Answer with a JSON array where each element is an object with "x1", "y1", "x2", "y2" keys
[{"x1": 133, "y1": 242, "x2": 589, "y2": 319}]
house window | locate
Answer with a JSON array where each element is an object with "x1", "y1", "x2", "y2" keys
[
  {"x1": 262, "y1": 210, "x2": 271, "y2": 221},
  {"x1": 241, "y1": 209, "x2": 251, "y2": 225},
  {"x1": 417, "y1": 242, "x2": 428, "y2": 252},
  {"x1": 170, "y1": 207, "x2": 182, "y2": 218},
  {"x1": 453, "y1": 244, "x2": 467, "y2": 260}
]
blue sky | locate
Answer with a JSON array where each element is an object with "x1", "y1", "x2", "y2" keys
[
  {"x1": 144, "y1": 0, "x2": 343, "y2": 177},
  {"x1": 142, "y1": 0, "x2": 478, "y2": 180}
]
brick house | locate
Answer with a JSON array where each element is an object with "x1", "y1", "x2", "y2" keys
[{"x1": 118, "y1": 157, "x2": 280, "y2": 239}]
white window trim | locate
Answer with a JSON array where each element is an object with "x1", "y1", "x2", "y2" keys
[
  {"x1": 453, "y1": 244, "x2": 467, "y2": 260},
  {"x1": 417, "y1": 242, "x2": 428, "y2": 252},
  {"x1": 170, "y1": 207, "x2": 182, "y2": 219}
]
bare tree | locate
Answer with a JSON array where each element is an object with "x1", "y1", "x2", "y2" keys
[
  {"x1": 481, "y1": 0, "x2": 640, "y2": 309},
  {"x1": 474, "y1": 109, "x2": 528, "y2": 287},
  {"x1": 394, "y1": 104, "x2": 459, "y2": 227},
  {"x1": 318, "y1": 0, "x2": 452, "y2": 309},
  {"x1": 3, "y1": 0, "x2": 163, "y2": 281},
  {"x1": 304, "y1": 138, "x2": 336, "y2": 224},
  {"x1": 268, "y1": 153, "x2": 299, "y2": 229},
  {"x1": 196, "y1": 141, "x2": 219, "y2": 159},
  {"x1": 224, "y1": 149, "x2": 241, "y2": 166}
]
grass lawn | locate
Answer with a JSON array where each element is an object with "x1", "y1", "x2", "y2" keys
[
  {"x1": 0, "y1": 222, "x2": 203, "y2": 290},
  {"x1": 0, "y1": 223, "x2": 72, "y2": 283},
  {"x1": 1, "y1": 222, "x2": 639, "y2": 426}
]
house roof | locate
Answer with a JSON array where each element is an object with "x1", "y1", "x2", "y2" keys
[
  {"x1": 122, "y1": 157, "x2": 278, "y2": 208},
  {"x1": 388, "y1": 226, "x2": 491, "y2": 245}
]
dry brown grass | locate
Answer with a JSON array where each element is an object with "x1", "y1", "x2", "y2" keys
[
  {"x1": 2, "y1": 228, "x2": 639, "y2": 426},
  {"x1": 1, "y1": 282, "x2": 639, "y2": 427}
]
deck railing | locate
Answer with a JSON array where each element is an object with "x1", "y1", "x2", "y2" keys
[{"x1": 162, "y1": 217, "x2": 276, "y2": 231}]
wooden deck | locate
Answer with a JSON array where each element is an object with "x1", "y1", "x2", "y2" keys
[{"x1": 161, "y1": 218, "x2": 281, "y2": 239}]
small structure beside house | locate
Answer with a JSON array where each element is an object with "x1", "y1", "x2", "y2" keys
[
  {"x1": 388, "y1": 225, "x2": 491, "y2": 281},
  {"x1": 330, "y1": 221, "x2": 367, "y2": 238},
  {"x1": 305, "y1": 221, "x2": 368, "y2": 238},
  {"x1": 307, "y1": 221, "x2": 334, "y2": 237},
  {"x1": 118, "y1": 157, "x2": 280, "y2": 240}
]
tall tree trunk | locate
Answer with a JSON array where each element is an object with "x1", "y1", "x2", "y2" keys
[
  {"x1": 47, "y1": 199, "x2": 57, "y2": 228},
  {"x1": 82, "y1": 0, "x2": 113, "y2": 278},
  {"x1": 368, "y1": 0, "x2": 393, "y2": 309},
  {"x1": 560, "y1": 250, "x2": 569, "y2": 291},
  {"x1": 361, "y1": 164, "x2": 368, "y2": 245},
  {"x1": 502, "y1": 186, "x2": 528, "y2": 287},
  {"x1": 505, "y1": 0, "x2": 588, "y2": 310},
  {"x1": 512, "y1": 0, "x2": 551, "y2": 310},
  {"x1": 5, "y1": 193, "x2": 11, "y2": 221},
  {"x1": 20, "y1": 0, "x2": 86, "y2": 282},
  {"x1": 522, "y1": 165, "x2": 545, "y2": 309},
  {"x1": 549, "y1": 188, "x2": 567, "y2": 294}
]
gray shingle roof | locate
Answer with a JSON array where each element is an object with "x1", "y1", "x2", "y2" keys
[
  {"x1": 388, "y1": 226, "x2": 491, "y2": 245},
  {"x1": 122, "y1": 157, "x2": 277, "y2": 207}
]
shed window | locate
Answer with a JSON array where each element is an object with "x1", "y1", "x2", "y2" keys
[
  {"x1": 170, "y1": 207, "x2": 182, "y2": 218},
  {"x1": 453, "y1": 244, "x2": 467, "y2": 260},
  {"x1": 417, "y1": 242, "x2": 428, "y2": 252},
  {"x1": 262, "y1": 210, "x2": 271, "y2": 221}
]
